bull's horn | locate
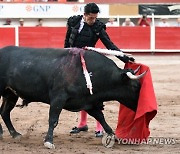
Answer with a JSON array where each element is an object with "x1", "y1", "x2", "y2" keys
[
  {"x1": 126, "y1": 71, "x2": 147, "y2": 80},
  {"x1": 134, "y1": 66, "x2": 141, "y2": 74}
]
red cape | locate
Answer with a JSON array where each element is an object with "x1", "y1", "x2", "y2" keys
[{"x1": 115, "y1": 62, "x2": 157, "y2": 141}]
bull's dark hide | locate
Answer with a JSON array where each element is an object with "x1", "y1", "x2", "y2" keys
[{"x1": 0, "y1": 46, "x2": 141, "y2": 148}]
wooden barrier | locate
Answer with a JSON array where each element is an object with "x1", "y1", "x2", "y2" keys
[
  {"x1": 19, "y1": 27, "x2": 67, "y2": 48},
  {"x1": 97, "y1": 27, "x2": 150, "y2": 49},
  {"x1": 0, "y1": 26, "x2": 179, "y2": 52},
  {"x1": 0, "y1": 27, "x2": 15, "y2": 47},
  {"x1": 155, "y1": 27, "x2": 180, "y2": 50}
]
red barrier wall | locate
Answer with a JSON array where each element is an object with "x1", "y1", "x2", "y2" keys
[
  {"x1": 0, "y1": 28, "x2": 15, "y2": 47},
  {"x1": 96, "y1": 27, "x2": 150, "y2": 49},
  {"x1": 18, "y1": 27, "x2": 150, "y2": 49},
  {"x1": 19, "y1": 27, "x2": 67, "y2": 48},
  {"x1": 155, "y1": 27, "x2": 180, "y2": 49},
  {"x1": 0, "y1": 27, "x2": 180, "y2": 51}
]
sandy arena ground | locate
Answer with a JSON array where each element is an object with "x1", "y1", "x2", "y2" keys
[{"x1": 0, "y1": 53, "x2": 180, "y2": 154}]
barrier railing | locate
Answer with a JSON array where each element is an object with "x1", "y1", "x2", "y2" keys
[{"x1": 0, "y1": 26, "x2": 180, "y2": 52}]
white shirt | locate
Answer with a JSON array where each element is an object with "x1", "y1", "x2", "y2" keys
[
  {"x1": 175, "y1": 23, "x2": 180, "y2": 27},
  {"x1": 106, "y1": 21, "x2": 119, "y2": 27},
  {"x1": 122, "y1": 22, "x2": 135, "y2": 27},
  {"x1": 78, "y1": 18, "x2": 85, "y2": 33},
  {"x1": 158, "y1": 22, "x2": 170, "y2": 27}
]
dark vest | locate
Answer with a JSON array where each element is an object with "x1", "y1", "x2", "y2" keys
[
  {"x1": 68, "y1": 15, "x2": 105, "y2": 48},
  {"x1": 73, "y1": 23, "x2": 97, "y2": 48}
]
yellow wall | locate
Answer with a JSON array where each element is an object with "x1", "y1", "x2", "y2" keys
[{"x1": 109, "y1": 4, "x2": 139, "y2": 15}]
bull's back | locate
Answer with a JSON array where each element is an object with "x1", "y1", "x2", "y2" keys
[
  {"x1": 0, "y1": 46, "x2": 68, "y2": 75},
  {"x1": 0, "y1": 46, "x2": 68, "y2": 64},
  {"x1": 0, "y1": 46, "x2": 119, "y2": 102},
  {"x1": 0, "y1": 46, "x2": 70, "y2": 102}
]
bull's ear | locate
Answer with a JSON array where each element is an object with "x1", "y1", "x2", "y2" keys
[{"x1": 120, "y1": 71, "x2": 131, "y2": 83}]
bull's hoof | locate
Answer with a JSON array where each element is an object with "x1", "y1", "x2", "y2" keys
[
  {"x1": 12, "y1": 132, "x2": 22, "y2": 140},
  {"x1": 44, "y1": 141, "x2": 55, "y2": 149},
  {"x1": 0, "y1": 134, "x2": 3, "y2": 140},
  {"x1": 102, "y1": 133, "x2": 115, "y2": 148}
]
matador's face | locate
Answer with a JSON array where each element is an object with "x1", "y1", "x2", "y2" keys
[{"x1": 84, "y1": 13, "x2": 98, "y2": 26}]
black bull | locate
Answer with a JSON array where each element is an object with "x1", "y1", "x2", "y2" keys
[{"x1": 0, "y1": 46, "x2": 142, "y2": 148}]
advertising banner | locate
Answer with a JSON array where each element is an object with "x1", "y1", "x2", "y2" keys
[
  {"x1": 139, "y1": 4, "x2": 180, "y2": 15},
  {"x1": 0, "y1": 3, "x2": 109, "y2": 18}
]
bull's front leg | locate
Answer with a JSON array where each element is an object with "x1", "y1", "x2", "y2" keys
[
  {"x1": 0, "y1": 124, "x2": 3, "y2": 139},
  {"x1": 86, "y1": 108, "x2": 114, "y2": 135},
  {"x1": 44, "y1": 94, "x2": 66, "y2": 149}
]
